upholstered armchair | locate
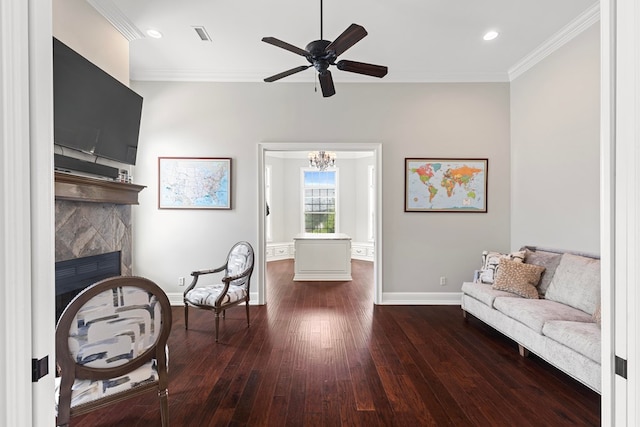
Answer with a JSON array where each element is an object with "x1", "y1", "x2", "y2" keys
[
  {"x1": 55, "y1": 276, "x2": 172, "y2": 427},
  {"x1": 184, "y1": 241, "x2": 255, "y2": 342}
]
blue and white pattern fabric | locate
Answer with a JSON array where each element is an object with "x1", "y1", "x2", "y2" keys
[
  {"x1": 227, "y1": 244, "x2": 253, "y2": 286},
  {"x1": 185, "y1": 284, "x2": 247, "y2": 306},
  {"x1": 185, "y1": 243, "x2": 253, "y2": 307},
  {"x1": 55, "y1": 286, "x2": 166, "y2": 410}
]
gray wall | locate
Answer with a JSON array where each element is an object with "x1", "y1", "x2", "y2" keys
[
  {"x1": 510, "y1": 23, "x2": 600, "y2": 253},
  {"x1": 131, "y1": 82, "x2": 512, "y2": 297}
]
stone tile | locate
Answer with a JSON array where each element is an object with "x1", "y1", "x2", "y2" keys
[{"x1": 55, "y1": 200, "x2": 132, "y2": 272}]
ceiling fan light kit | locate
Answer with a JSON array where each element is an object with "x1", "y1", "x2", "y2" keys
[{"x1": 261, "y1": 0, "x2": 388, "y2": 97}]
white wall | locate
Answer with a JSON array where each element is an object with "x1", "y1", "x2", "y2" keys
[
  {"x1": 510, "y1": 23, "x2": 600, "y2": 253},
  {"x1": 52, "y1": 0, "x2": 129, "y2": 84},
  {"x1": 131, "y1": 81, "x2": 511, "y2": 297}
]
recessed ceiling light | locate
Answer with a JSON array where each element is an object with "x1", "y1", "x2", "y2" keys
[
  {"x1": 483, "y1": 31, "x2": 499, "y2": 41},
  {"x1": 146, "y1": 29, "x2": 163, "y2": 39}
]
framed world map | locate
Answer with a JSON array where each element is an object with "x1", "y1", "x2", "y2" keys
[
  {"x1": 158, "y1": 157, "x2": 231, "y2": 209},
  {"x1": 405, "y1": 158, "x2": 488, "y2": 212}
]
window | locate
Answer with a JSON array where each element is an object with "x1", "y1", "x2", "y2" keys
[
  {"x1": 301, "y1": 169, "x2": 338, "y2": 233},
  {"x1": 368, "y1": 165, "x2": 375, "y2": 242},
  {"x1": 265, "y1": 165, "x2": 272, "y2": 242}
]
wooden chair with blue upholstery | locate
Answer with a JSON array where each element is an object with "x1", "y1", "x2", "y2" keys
[
  {"x1": 183, "y1": 241, "x2": 255, "y2": 342},
  {"x1": 55, "y1": 276, "x2": 172, "y2": 427}
]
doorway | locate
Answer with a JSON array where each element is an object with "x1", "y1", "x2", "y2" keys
[{"x1": 257, "y1": 142, "x2": 383, "y2": 306}]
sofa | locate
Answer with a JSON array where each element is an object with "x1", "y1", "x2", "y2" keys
[{"x1": 461, "y1": 246, "x2": 602, "y2": 393}]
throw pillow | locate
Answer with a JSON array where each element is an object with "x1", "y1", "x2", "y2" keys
[
  {"x1": 492, "y1": 259, "x2": 546, "y2": 299},
  {"x1": 479, "y1": 250, "x2": 526, "y2": 284},
  {"x1": 545, "y1": 253, "x2": 601, "y2": 315},
  {"x1": 522, "y1": 248, "x2": 563, "y2": 297}
]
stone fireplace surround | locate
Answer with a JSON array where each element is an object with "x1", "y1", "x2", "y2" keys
[
  {"x1": 54, "y1": 172, "x2": 145, "y2": 275},
  {"x1": 55, "y1": 200, "x2": 133, "y2": 274}
]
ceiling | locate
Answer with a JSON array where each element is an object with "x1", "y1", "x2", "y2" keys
[{"x1": 92, "y1": 0, "x2": 599, "y2": 83}]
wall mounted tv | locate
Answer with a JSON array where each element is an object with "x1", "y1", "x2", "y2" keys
[{"x1": 53, "y1": 37, "x2": 143, "y2": 165}]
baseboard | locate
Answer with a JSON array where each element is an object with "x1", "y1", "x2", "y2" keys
[{"x1": 380, "y1": 292, "x2": 462, "y2": 305}]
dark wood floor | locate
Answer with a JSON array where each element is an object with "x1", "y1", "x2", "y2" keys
[{"x1": 70, "y1": 259, "x2": 600, "y2": 426}]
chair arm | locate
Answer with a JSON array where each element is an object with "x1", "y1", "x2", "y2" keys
[
  {"x1": 184, "y1": 265, "x2": 226, "y2": 295},
  {"x1": 190, "y1": 265, "x2": 226, "y2": 277},
  {"x1": 222, "y1": 268, "x2": 252, "y2": 284},
  {"x1": 211, "y1": 269, "x2": 253, "y2": 306},
  {"x1": 183, "y1": 264, "x2": 227, "y2": 296}
]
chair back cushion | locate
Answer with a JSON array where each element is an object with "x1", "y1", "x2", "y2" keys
[
  {"x1": 56, "y1": 276, "x2": 172, "y2": 414},
  {"x1": 227, "y1": 242, "x2": 254, "y2": 287},
  {"x1": 67, "y1": 286, "x2": 163, "y2": 368}
]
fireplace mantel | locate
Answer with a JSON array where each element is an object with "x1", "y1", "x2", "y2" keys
[{"x1": 55, "y1": 171, "x2": 146, "y2": 205}]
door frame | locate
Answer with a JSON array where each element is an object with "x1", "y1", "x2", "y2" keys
[{"x1": 257, "y1": 142, "x2": 383, "y2": 305}]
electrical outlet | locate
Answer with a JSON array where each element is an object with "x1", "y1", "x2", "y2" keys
[
  {"x1": 440, "y1": 276, "x2": 447, "y2": 286},
  {"x1": 178, "y1": 277, "x2": 185, "y2": 286}
]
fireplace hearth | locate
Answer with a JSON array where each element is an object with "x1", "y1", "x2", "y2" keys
[{"x1": 55, "y1": 251, "x2": 121, "y2": 322}]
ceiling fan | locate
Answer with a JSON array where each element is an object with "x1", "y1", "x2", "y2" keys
[{"x1": 261, "y1": 0, "x2": 388, "y2": 97}]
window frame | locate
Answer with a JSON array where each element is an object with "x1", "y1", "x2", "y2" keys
[
  {"x1": 368, "y1": 165, "x2": 375, "y2": 242},
  {"x1": 300, "y1": 167, "x2": 339, "y2": 234},
  {"x1": 265, "y1": 165, "x2": 272, "y2": 242}
]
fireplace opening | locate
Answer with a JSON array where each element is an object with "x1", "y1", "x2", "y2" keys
[{"x1": 55, "y1": 251, "x2": 121, "y2": 322}]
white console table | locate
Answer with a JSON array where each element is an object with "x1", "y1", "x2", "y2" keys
[{"x1": 293, "y1": 233, "x2": 352, "y2": 281}]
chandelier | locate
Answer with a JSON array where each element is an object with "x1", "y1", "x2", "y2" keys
[{"x1": 308, "y1": 151, "x2": 336, "y2": 171}]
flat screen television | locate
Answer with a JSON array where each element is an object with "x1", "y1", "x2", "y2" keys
[{"x1": 53, "y1": 37, "x2": 143, "y2": 165}]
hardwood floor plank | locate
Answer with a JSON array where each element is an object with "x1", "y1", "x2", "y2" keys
[{"x1": 67, "y1": 259, "x2": 599, "y2": 426}]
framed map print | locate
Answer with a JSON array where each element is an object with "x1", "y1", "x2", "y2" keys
[
  {"x1": 405, "y1": 158, "x2": 488, "y2": 212},
  {"x1": 158, "y1": 157, "x2": 231, "y2": 209}
]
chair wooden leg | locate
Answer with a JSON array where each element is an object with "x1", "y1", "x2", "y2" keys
[
  {"x1": 215, "y1": 312, "x2": 220, "y2": 342},
  {"x1": 184, "y1": 303, "x2": 189, "y2": 329},
  {"x1": 159, "y1": 388, "x2": 169, "y2": 427},
  {"x1": 245, "y1": 301, "x2": 250, "y2": 327}
]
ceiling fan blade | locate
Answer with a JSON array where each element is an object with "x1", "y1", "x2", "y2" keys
[
  {"x1": 318, "y1": 71, "x2": 336, "y2": 97},
  {"x1": 264, "y1": 65, "x2": 311, "y2": 82},
  {"x1": 262, "y1": 37, "x2": 310, "y2": 57},
  {"x1": 325, "y1": 24, "x2": 367, "y2": 57},
  {"x1": 336, "y1": 60, "x2": 388, "y2": 78}
]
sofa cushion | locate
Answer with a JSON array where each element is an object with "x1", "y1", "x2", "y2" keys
[
  {"x1": 542, "y1": 320, "x2": 601, "y2": 363},
  {"x1": 461, "y1": 282, "x2": 519, "y2": 307},
  {"x1": 545, "y1": 253, "x2": 600, "y2": 315},
  {"x1": 479, "y1": 250, "x2": 525, "y2": 284},
  {"x1": 593, "y1": 303, "x2": 601, "y2": 327},
  {"x1": 523, "y1": 248, "x2": 563, "y2": 296},
  {"x1": 492, "y1": 259, "x2": 546, "y2": 299},
  {"x1": 493, "y1": 297, "x2": 593, "y2": 334}
]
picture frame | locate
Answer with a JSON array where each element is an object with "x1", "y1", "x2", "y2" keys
[
  {"x1": 405, "y1": 158, "x2": 488, "y2": 212},
  {"x1": 158, "y1": 157, "x2": 231, "y2": 209}
]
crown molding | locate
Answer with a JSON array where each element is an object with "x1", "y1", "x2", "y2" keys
[
  {"x1": 130, "y1": 68, "x2": 510, "y2": 83},
  {"x1": 86, "y1": 0, "x2": 144, "y2": 41},
  {"x1": 508, "y1": 3, "x2": 600, "y2": 81}
]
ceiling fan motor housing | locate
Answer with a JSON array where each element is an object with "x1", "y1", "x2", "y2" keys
[{"x1": 305, "y1": 40, "x2": 335, "y2": 73}]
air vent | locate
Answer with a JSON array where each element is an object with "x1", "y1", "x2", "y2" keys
[{"x1": 193, "y1": 26, "x2": 212, "y2": 41}]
